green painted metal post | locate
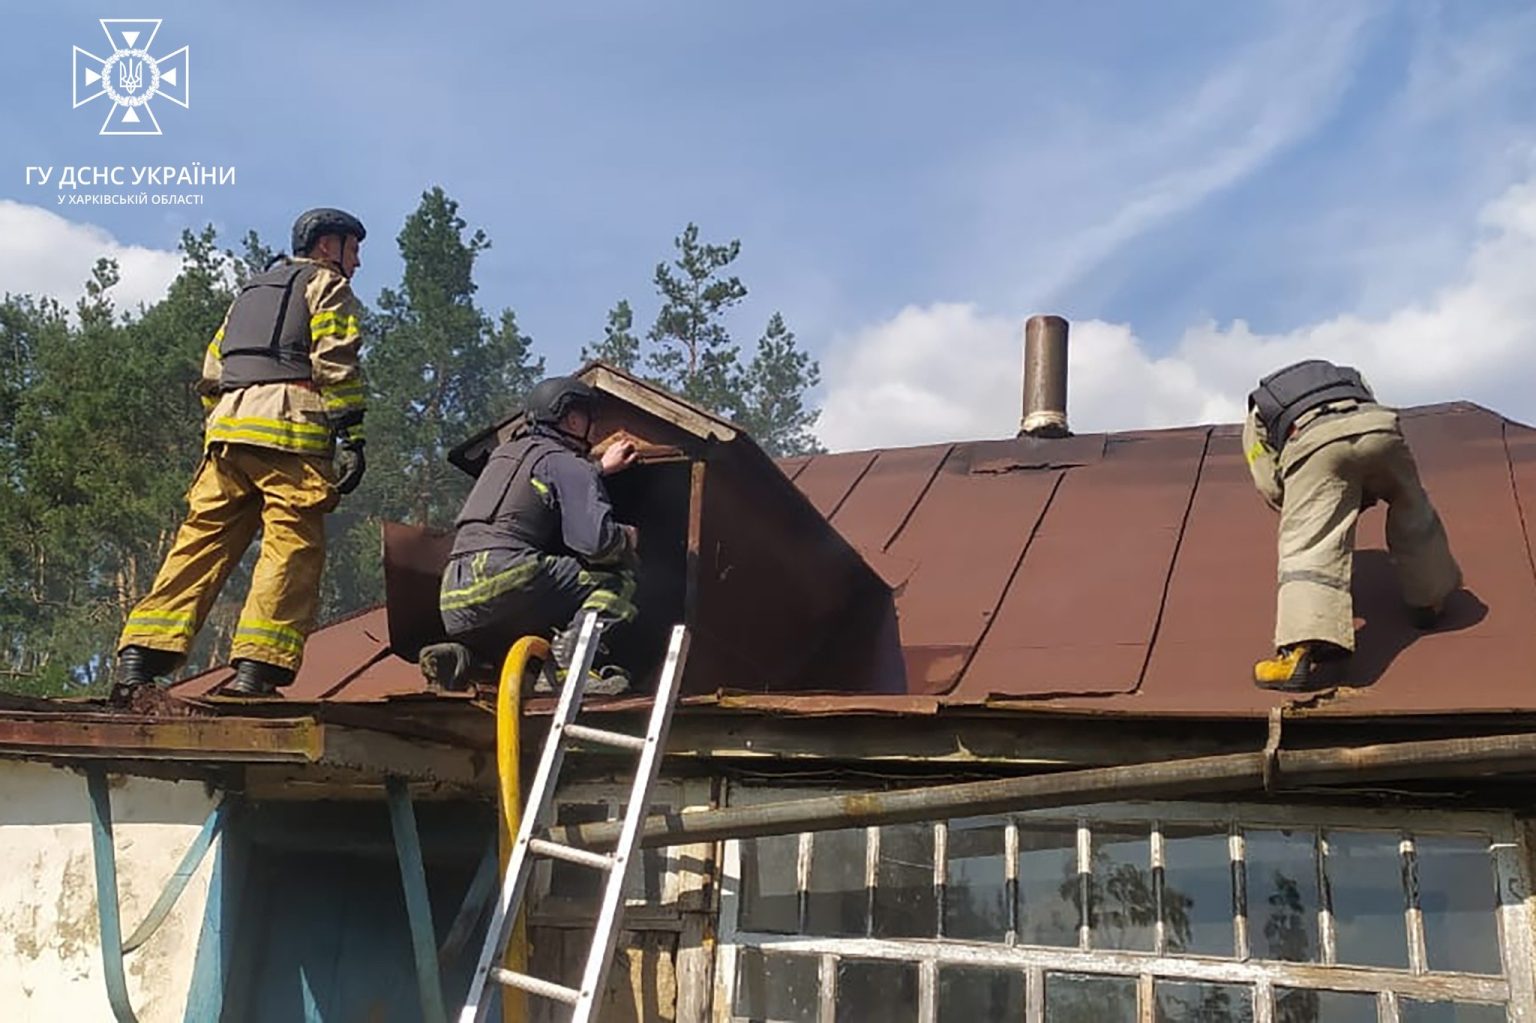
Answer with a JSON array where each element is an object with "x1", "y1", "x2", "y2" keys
[{"x1": 387, "y1": 776, "x2": 449, "y2": 1023}]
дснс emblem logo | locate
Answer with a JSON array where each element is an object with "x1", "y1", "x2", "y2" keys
[{"x1": 73, "y1": 19, "x2": 189, "y2": 136}]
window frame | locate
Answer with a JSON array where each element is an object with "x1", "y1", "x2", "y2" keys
[{"x1": 713, "y1": 792, "x2": 1536, "y2": 1023}]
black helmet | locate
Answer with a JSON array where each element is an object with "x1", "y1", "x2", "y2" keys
[
  {"x1": 292, "y1": 207, "x2": 366, "y2": 255},
  {"x1": 525, "y1": 376, "x2": 597, "y2": 426}
]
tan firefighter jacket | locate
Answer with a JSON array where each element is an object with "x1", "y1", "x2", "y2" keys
[{"x1": 197, "y1": 257, "x2": 366, "y2": 456}]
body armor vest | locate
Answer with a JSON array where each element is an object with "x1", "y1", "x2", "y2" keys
[
  {"x1": 1249, "y1": 360, "x2": 1373, "y2": 452},
  {"x1": 218, "y1": 261, "x2": 320, "y2": 390},
  {"x1": 450, "y1": 434, "x2": 568, "y2": 557}
]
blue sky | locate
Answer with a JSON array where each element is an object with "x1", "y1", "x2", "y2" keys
[{"x1": 5, "y1": 2, "x2": 1536, "y2": 449}]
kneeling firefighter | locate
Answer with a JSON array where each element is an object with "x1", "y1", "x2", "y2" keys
[
  {"x1": 1244, "y1": 358, "x2": 1461, "y2": 691},
  {"x1": 114, "y1": 208, "x2": 369, "y2": 698},
  {"x1": 431, "y1": 376, "x2": 641, "y2": 693}
]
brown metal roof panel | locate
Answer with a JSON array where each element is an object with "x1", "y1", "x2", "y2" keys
[
  {"x1": 955, "y1": 429, "x2": 1208, "y2": 699},
  {"x1": 1136, "y1": 438, "x2": 1275, "y2": 701},
  {"x1": 792, "y1": 450, "x2": 878, "y2": 518},
  {"x1": 828, "y1": 443, "x2": 953, "y2": 553},
  {"x1": 886, "y1": 446, "x2": 1063, "y2": 695}
]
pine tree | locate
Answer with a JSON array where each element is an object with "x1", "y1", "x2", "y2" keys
[
  {"x1": 582, "y1": 300, "x2": 640, "y2": 371},
  {"x1": 646, "y1": 223, "x2": 748, "y2": 414},
  {"x1": 738, "y1": 313, "x2": 824, "y2": 456}
]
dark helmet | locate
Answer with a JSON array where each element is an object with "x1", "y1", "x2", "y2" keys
[
  {"x1": 291, "y1": 207, "x2": 366, "y2": 255},
  {"x1": 525, "y1": 376, "x2": 597, "y2": 426}
]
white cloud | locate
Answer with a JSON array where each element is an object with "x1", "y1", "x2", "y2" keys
[
  {"x1": 0, "y1": 201, "x2": 181, "y2": 313},
  {"x1": 818, "y1": 171, "x2": 1536, "y2": 451}
]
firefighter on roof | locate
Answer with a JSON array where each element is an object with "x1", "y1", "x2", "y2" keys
[
  {"x1": 428, "y1": 376, "x2": 641, "y2": 694},
  {"x1": 1244, "y1": 359, "x2": 1461, "y2": 691},
  {"x1": 114, "y1": 207, "x2": 369, "y2": 698}
]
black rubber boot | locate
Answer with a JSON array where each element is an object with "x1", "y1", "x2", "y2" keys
[
  {"x1": 419, "y1": 642, "x2": 474, "y2": 691},
  {"x1": 117, "y1": 645, "x2": 178, "y2": 686},
  {"x1": 225, "y1": 658, "x2": 295, "y2": 697},
  {"x1": 110, "y1": 646, "x2": 178, "y2": 705}
]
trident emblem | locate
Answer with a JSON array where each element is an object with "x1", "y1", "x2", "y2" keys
[
  {"x1": 118, "y1": 58, "x2": 143, "y2": 94},
  {"x1": 72, "y1": 20, "x2": 190, "y2": 136}
]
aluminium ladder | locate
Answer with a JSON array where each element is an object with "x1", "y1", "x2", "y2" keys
[{"x1": 458, "y1": 612, "x2": 691, "y2": 1023}]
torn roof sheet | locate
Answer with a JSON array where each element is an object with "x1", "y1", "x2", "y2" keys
[{"x1": 178, "y1": 401, "x2": 1536, "y2": 720}]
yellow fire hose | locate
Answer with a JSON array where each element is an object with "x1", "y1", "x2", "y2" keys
[{"x1": 496, "y1": 635, "x2": 548, "y2": 1023}]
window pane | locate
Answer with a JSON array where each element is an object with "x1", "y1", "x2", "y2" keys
[
  {"x1": 1045, "y1": 973, "x2": 1136, "y2": 1023},
  {"x1": 1326, "y1": 830, "x2": 1408, "y2": 968},
  {"x1": 741, "y1": 834, "x2": 801, "y2": 934},
  {"x1": 1400, "y1": 999, "x2": 1508, "y2": 1022},
  {"x1": 835, "y1": 959, "x2": 918, "y2": 1023},
  {"x1": 620, "y1": 802, "x2": 670, "y2": 902},
  {"x1": 807, "y1": 828, "x2": 866, "y2": 936},
  {"x1": 874, "y1": 823, "x2": 936, "y2": 938},
  {"x1": 734, "y1": 947, "x2": 819, "y2": 1023},
  {"x1": 1246, "y1": 828, "x2": 1320, "y2": 962},
  {"x1": 1162, "y1": 824, "x2": 1235, "y2": 957},
  {"x1": 1274, "y1": 988, "x2": 1377, "y2": 1023},
  {"x1": 945, "y1": 817, "x2": 1009, "y2": 940},
  {"x1": 937, "y1": 966, "x2": 1025, "y2": 1022},
  {"x1": 1155, "y1": 981, "x2": 1253, "y2": 1023},
  {"x1": 1417, "y1": 835, "x2": 1501, "y2": 975},
  {"x1": 1017, "y1": 821, "x2": 1080, "y2": 947},
  {"x1": 1089, "y1": 823, "x2": 1155, "y2": 951}
]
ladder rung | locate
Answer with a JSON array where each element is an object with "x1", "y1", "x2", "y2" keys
[
  {"x1": 563, "y1": 722, "x2": 648, "y2": 752},
  {"x1": 528, "y1": 837, "x2": 615, "y2": 871},
  {"x1": 491, "y1": 967, "x2": 580, "y2": 1005}
]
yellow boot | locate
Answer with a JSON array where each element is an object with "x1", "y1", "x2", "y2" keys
[{"x1": 1253, "y1": 643, "x2": 1347, "y2": 692}]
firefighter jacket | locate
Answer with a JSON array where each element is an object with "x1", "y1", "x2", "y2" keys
[
  {"x1": 196, "y1": 257, "x2": 366, "y2": 456},
  {"x1": 450, "y1": 426, "x2": 632, "y2": 565}
]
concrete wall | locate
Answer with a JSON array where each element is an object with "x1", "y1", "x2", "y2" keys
[{"x1": 0, "y1": 761, "x2": 219, "y2": 1023}]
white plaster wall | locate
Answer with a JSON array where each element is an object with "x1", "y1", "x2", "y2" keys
[{"x1": 0, "y1": 761, "x2": 220, "y2": 1023}]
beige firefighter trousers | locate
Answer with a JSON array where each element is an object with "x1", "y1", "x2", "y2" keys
[
  {"x1": 117, "y1": 442, "x2": 338, "y2": 671},
  {"x1": 1275, "y1": 428, "x2": 1460, "y2": 651}
]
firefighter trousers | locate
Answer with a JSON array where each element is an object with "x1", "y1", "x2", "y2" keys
[
  {"x1": 1275, "y1": 428, "x2": 1460, "y2": 651},
  {"x1": 439, "y1": 548, "x2": 638, "y2": 663},
  {"x1": 117, "y1": 442, "x2": 338, "y2": 672}
]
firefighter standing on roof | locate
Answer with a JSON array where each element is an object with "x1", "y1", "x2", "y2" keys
[
  {"x1": 114, "y1": 208, "x2": 369, "y2": 698},
  {"x1": 1244, "y1": 359, "x2": 1461, "y2": 691},
  {"x1": 433, "y1": 377, "x2": 640, "y2": 694}
]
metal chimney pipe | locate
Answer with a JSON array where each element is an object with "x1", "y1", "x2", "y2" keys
[{"x1": 1019, "y1": 314, "x2": 1070, "y2": 438}]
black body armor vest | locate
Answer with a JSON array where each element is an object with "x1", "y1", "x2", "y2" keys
[
  {"x1": 1248, "y1": 360, "x2": 1373, "y2": 451},
  {"x1": 218, "y1": 261, "x2": 320, "y2": 389},
  {"x1": 450, "y1": 435, "x2": 567, "y2": 557}
]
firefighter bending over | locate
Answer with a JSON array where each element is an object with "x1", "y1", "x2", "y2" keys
[
  {"x1": 1244, "y1": 359, "x2": 1461, "y2": 691},
  {"x1": 430, "y1": 376, "x2": 640, "y2": 694},
  {"x1": 114, "y1": 208, "x2": 369, "y2": 698}
]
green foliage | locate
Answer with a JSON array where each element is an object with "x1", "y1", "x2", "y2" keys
[
  {"x1": 582, "y1": 300, "x2": 641, "y2": 372},
  {"x1": 738, "y1": 313, "x2": 824, "y2": 456},
  {"x1": 646, "y1": 223, "x2": 749, "y2": 414}
]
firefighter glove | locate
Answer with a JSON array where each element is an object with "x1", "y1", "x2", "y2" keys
[{"x1": 335, "y1": 438, "x2": 366, "y2": 495}]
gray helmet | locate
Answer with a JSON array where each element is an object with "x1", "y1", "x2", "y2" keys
[
  {"x1": 292, "y1": 207, "x2": 366, "y2": 255},
  {"x1": 525, "y1": 376, "x2": 597, "y2": 426}
]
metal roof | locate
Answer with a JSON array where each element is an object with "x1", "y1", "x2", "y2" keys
[{"x1": 177, "y1": 401, "x2": 1536, "y2": 720}]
